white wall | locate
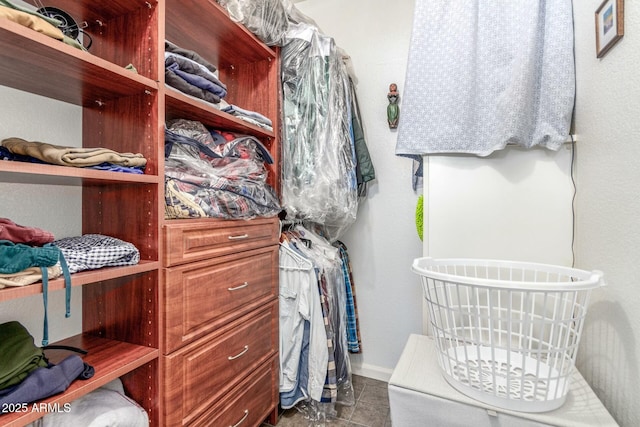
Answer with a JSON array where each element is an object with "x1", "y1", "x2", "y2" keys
[
  {"x1": 295, "y1": 0, "x2": 423, "y2": 380},
  {"x1": 425, "y1": 146, "x2": 575, "y2": 265},
  {"x1": 0, "y1": 85, "x2": 83, "y2": 344},
  {"x1": 573, "y1": 2, "x2": 640, "y2": 426},
  {"x1": 296, "y1": 0, "x2": 575, "y2": 381},
  {"x1": 298, "y1": 1, "x2": 636, "y2": 424}
]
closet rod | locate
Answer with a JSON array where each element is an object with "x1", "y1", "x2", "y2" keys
[
  {"x1": 506, "y1": 134, "x2": 577, "y2": 147},
  {"x1": 280, "y1": 219, "x2": 302, "y2": 226}
]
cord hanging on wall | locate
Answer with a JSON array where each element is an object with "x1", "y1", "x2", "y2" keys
[{"x1": 36, "y1": 6, "x2": 92, "y2": 50}]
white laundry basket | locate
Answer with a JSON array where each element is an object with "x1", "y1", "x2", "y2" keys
[{"x1": 412, "y1": 257, "x2": 604, "y2": 413}]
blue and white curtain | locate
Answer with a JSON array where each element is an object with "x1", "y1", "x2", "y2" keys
[{"x1": 396, "y1": 0, "x2": 575, "y2": 157}]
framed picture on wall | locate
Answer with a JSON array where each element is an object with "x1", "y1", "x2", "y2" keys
[{"x1": 595, "y1": 0, "x2": 624, "y2": 58}]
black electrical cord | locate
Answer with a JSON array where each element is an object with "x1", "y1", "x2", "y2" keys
[{"x1": 569, "y1": 134, "x2": 576, "y2": 268}]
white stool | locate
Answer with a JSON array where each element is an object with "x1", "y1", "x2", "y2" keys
[{"x1": 388, "y1": 334, "x2": 618, "y2": 427}]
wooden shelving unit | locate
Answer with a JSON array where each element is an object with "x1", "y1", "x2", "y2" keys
[
  {"x1": 165, "y1": 87, "x2": 276, "y2": 139},
  {"x1": 0, "y1": 0, "x2": 281, "y2": 425},
  {"x1": 0, "y1": 0, "x2": 161, "y2": 425},
  {"x1": 161, "y1": 1, "x2": 281, "y2": 425},
  {"x1": 1, "y1": 335, "x2": 158, "y2": 427},
  {"x1": 0, "y1": 20, "x2": 157, "y2": 106},
  {"x1": 0, "y1": 262, "x2": 159, "y2": 303}
]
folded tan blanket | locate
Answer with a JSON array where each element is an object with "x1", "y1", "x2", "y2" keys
[
  {"x1": 1, "y1": 137, "x2": 147, "y2": 168},
  {"x1": 0, "y1": 264, "x2": 62, "y2": 289},
  {"x1": 0, "y1": 3, "x2": 84, "y2": 50},
  {"x1": 0, "y1": 5, "x2": 64, "y2": 41}
]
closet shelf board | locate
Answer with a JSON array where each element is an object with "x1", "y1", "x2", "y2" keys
[
  {"x1": 165, "y1": 88, "x2": 275, "y2": 139},
  {"x1": 0, "y1": 162, "x2": 160, "y2": 185},
  {"x1": 0, "y1": 261, "x2": 160, "y2": 303},
  {"x1": 165, "y1": 0, "x2": 275, "y2": 68},
  {"x1": 0, "y1": 334, "x2": 158, "y2": 427},
  {"x1": 0, "y1": 20, "x2": 158, "y2": 107},
  {"x1": 44, "y1": 0, "x2": 158, "y2": 24}
]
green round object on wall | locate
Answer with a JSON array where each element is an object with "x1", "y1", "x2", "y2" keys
[{"x1": 416, "y1": 195, "x2": 423, "y2": 241}]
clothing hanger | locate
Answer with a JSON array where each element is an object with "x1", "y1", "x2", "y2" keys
[{"x1": 279, "y1": 241, "x2": 313, "y2": 271}]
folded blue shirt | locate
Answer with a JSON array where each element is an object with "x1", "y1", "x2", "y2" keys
[{"x1": 0, "y1": 355, "x2": 85, "y2": 406}]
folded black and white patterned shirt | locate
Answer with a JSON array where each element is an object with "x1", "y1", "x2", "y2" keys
[{"x1": 53, "y1": 234, "x2": 140, "y2": 273}]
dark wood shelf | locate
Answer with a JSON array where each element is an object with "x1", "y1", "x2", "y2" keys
[
  {"x1": 165, "y1": 0, "x2": 276, "y2": 68},
  {"x1": 0, "y1": 0, "x2": 280, "y2": 424},
  {"x1": 0, "y1": 19, "x2": 157, "y2": 107},
  {"x1": 0, "y1": 334, "x2": 158, "y2": 427},
  {"x1": 40, "y1": 0, "x2": 158, "y2": 26},
  {"x1": 0, "y1": 160, "x2": 160, "y2": 185},
  {"x1": 0, "y1": 261, "x2": 160, "y2": 303},
  {"x1": 165, "y1": 87, "x2": 275, "y2": 139}
]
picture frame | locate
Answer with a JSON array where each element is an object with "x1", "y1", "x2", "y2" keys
[{"x1": 595, "y1": 0, "x2": 624, "y2": 58}]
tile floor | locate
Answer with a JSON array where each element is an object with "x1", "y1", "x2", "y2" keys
[{"x1": 262, "y1": 374, "x2": 391, "y2": 427}]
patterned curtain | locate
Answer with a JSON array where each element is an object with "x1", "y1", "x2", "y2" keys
[{"x1": 396, "y1": 0, "x2": 575, "y2": 157}]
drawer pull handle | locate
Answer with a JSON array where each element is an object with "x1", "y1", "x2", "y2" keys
[
  {"x1": 228, "y1": 282, "x2": 249, "y2": 291},
  {"x1": 228, "y1": 233, "x2": 249, "y2": 240},
  {"x1": 228, "y1": 345, "x2": 249, "y2": 360},
  {"x1": 229, "y1": 409, "x2": 249, "y2": 427}
]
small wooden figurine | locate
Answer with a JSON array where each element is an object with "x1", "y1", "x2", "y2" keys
[{"x1": 387, "y1": 83, "x2": 399, "y2": 129}]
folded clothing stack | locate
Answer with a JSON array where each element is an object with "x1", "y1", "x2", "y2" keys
[
  {"x1": 164, "y1": 40, "x2": 273, "y2": 130},
  {"x1": 0, "y1": 138, "x2": 146, "y2": 174},
  {"x1": 165, "y1": 40, "x2": 228, "y2": 106},
  {"x1": 223, "y1": 104, "x2": 273, "y2": 131},
  {"x1": 164, "y1": 119, "x2": 280, "y2": 220}
]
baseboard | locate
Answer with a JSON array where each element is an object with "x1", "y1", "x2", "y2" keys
[{"x1": 350, "y1": 362, "x2": 394, "y2": 383}]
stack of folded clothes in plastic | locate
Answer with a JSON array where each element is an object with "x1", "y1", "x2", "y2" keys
[{"x1": 164, "y1": 118, "x2": 280, "y2": 219}]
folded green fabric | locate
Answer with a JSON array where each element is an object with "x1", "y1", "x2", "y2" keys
[{"x1": 0, "y1": 321, "x2": 48, "y2": 390}]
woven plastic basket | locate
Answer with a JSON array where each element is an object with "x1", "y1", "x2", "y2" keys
[{"x1": 412, "y1": 257, "x2": 604, "y2": 412}]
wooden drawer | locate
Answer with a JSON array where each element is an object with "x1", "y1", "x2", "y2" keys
[
  {"x1": 163, "y1": 217, "x2": 279, "y2": 267},
  {"x1": 191, "y1": 357, "x2": 279, "y2": 427},
  {"x1": 163, "y1": 245, "x2": 278, "y2": 353},
  {"x1": 163, "y1": 302, "x2": 278, "y2": 426}
]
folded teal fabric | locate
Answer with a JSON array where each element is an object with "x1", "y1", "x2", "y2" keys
[{"x1": 0, "y1": 240, "x2": 59, "y2": 274}]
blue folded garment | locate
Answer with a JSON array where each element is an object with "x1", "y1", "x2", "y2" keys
[
  {"x1": 222, "y1": 104, "x2": 273, "y2": 127},
  {"x1": 0, "y1": 355, "x2": 85, "y2": 406}
]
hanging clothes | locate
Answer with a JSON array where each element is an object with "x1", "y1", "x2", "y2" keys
[
  {"x1": 348, "y1": 76, "x2": 375, "y2": 199},
  {"x1": 335, "y1": 241, "x2": 361, "y2": 354},
  {"x1": 396, "y1": 0, "x2": 575, "y2": 157},
  {"x1": 278, "y1": 242, "x2": 328, "y2": 404},
  {"x1": 281, "y1": 23, "x2": 358, "y2": 242},
  {"x1": 278, "y1": 224, "x2": 356, "y2": 418}
]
